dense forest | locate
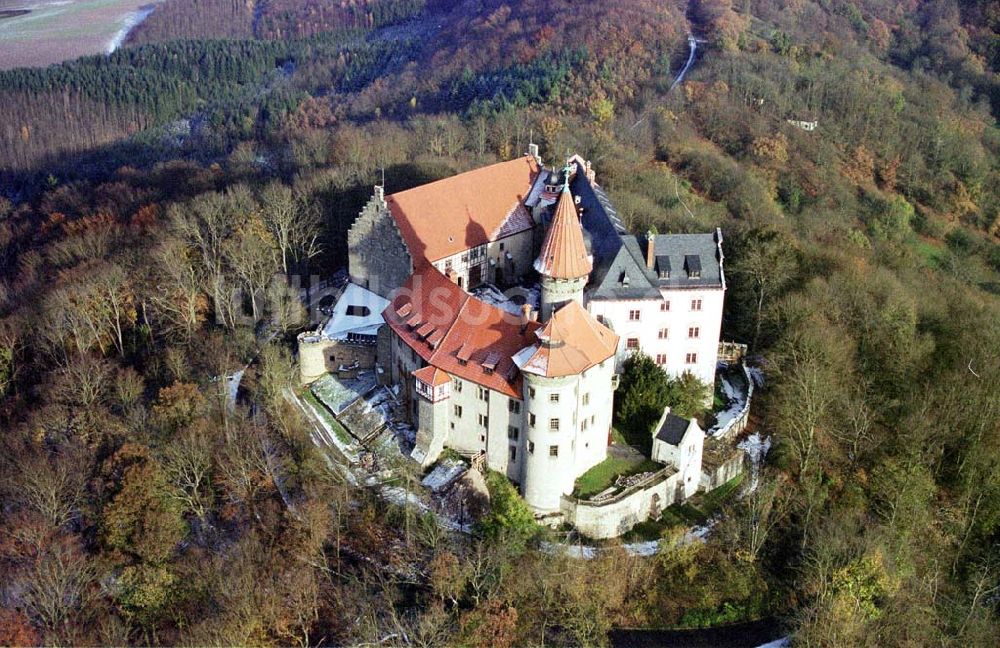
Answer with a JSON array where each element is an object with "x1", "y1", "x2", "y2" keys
[{"x1": 1, "y1": 0, "x2": 999, "y2": 646}]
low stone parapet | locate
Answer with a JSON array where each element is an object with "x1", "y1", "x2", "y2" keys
[{"x1": 561, "y1": 466, "x2": 680, "y2": 540}]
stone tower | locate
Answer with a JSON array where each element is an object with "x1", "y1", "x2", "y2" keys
[
  {"x1": 514, "y1": 301, "x2": 619, "y2": 514},
  {"x1": 534, "y1": 177, "x2": 592, "y2": 321}
]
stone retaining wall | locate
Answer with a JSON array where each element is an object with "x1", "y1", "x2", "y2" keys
[{"x1": 561, "y1": 467, "x2": 681, "y2": 540}]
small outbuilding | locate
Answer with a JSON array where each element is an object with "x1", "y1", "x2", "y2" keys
[{"x1": 651, "y1": 406, "x2": 705, "y2": 500}]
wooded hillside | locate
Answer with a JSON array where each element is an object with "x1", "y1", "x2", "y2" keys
[{"x1": 0, "y1": 0, "x2": 998, "y2": 645}]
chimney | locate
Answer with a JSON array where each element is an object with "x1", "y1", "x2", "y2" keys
[
  {"x1": 528, "y1": 142, "x2": 541, "y2": 164},
  {"x1": 520, "y1": 303, "x2": 533, "y2": 333},
  {"x1": 584, "y1": 159, "x2": 595, "y2": 183},
  {"x1": 646, "y1": 230, "x2": 656, "y2": 269},
  {"x1": 374, "y1": 185, "x2": 385, "y2": 202}
]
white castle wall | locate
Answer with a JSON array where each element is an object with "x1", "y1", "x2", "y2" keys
[
  {"x1": 588, "y1": 286, "x2": 725, "y2": 387},
  {"x1": 520, "y1": 360, "x2": 613, "y2": 513},
  {"x1": 561, "y1": 468, "x2": 682, "y2": 540}
]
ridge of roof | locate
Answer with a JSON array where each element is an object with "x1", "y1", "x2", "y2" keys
[
  {"x1": 386, "y1": 156, "x2": 540, "y2": 264},
  {"x1": 534, "y1": 185, "x2": 593, "y2": 279}
]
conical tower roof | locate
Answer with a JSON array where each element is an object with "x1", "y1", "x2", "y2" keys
[{"x1": 534, "y1": 183, "x2": 593, "y2": 279}]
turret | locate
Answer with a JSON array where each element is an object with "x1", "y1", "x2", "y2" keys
[
  {"x1": 512, "y1": 301, "x2": 619, "y2": 514},
  {"x1": 534, "y1": 171, "x2": 593, "y2": 321}
]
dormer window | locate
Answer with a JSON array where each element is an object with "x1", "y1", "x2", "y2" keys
[
  {"x1": 655, "y1": 255, "x2": 671, "y2": 279},
  {"x1": 482, "y1": 352, "x2": 500, "y2": 375},
  {"x1": 619, "y1": 271, "x2": 630, "y2": 287},
  {"x1": 684, "y1": 254, "x2": 702, "y2": 279}
]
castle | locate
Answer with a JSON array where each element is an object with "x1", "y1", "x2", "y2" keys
[{"x1": 299, "y1": 150, "x2": 727, "y2": 517}]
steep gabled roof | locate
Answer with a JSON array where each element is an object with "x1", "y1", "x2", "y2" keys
[
  {"x1": 649, "y1": 231, "x2": 725, "y2": 289},
  {"x1": 655, "y1": 413, "x2": 701, "y2": 446},
  {"x1": 383, "y1": 265, "x2": 541, "y2": 398},
  {"x1": 534, "y1": 185, "x2": 593, "y2": 279},
  {"x1": 513, "y1": 301, "x2": 618, "y2": 378},
  {"x1": 386, "y1": 156, "x2": 541, "y2": 264},
  {"x1": 587, "y1": 235, "x2": 661, "y2": 301}
]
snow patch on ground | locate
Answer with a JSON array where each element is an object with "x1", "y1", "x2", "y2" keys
[
  {"x1": 738, "y1": 433, "x2": 772, "y2": 494},
  {"x1": 755, "y1": 638, "x2": 790, "y2": 648},
  {"x1": 708, "y1": 365, "x2": 750, "y2": 437},
  {"x1": 541, "y1": 519, "x2": 715, "y2": 560},
  {"x1": 225, "y1": 370, "x2": 244, "y2": 411},
  {"x1": 422, "y1": 460, "x2": 467, "y2": 493}
]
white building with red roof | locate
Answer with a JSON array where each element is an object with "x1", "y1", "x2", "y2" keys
[{"x1": 318, "y1": 150, "x2": 730, "y2": 526}]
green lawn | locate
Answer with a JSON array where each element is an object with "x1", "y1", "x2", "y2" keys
[
  {"x1": 574, "y1": 455, "x2": 661, "y2": 499},
  {"x1": 300, "y1": 388, "x2": 353, "y2": 445}
]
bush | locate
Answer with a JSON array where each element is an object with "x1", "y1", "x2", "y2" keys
[
  {"x1": 615, "y1": 354, "x2": 711, "y2": 447},
  {"x1": 614, "y1": 353, "x2": 671, "y2": 448},
  {"x1": 477, "y1": 471, "x2": 538, "y2": 549}
]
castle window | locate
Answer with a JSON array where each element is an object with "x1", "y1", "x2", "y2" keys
[
  {"x1": 529, "y1": 413, "x2": 536, "y2": 428},
  {"x1": 582, "y1": 393, "x2": 590, "y2": 406},
  {"x1": 626, "y1": 338, "x2": 639, "y2": 350},
  {"x1": 478, "y1": 386, "x2": 488, "y2": 401},
  {"x1": 529, "y1": 387, "x2": 536, "y2": 398},
  {"x1": 581, "y1": 418, "x2": 589, "y2": 431},
  {"x1": 453, "y1": 405, "x2": 463, "y2": 417},
  {"x1": 549, "y1": 445, "x2": 559, "y2": 457},
  {"x1": 509, "y1": 399, "x2": 521, "y2": 413},
  {"x1": 549, "y1": 418, "x2": 560, "y2": 431},
  {"x1": 690, "y1": 299, "x2": 702, "y2": 311},
  {"x1": 628, "y1": 309, "x2": 641, "y2": 321},
  {"x1": 452, "y1": 378, "x2": 462, "y2": 392},
  {"x1": 528, "y1": 441, "x2": 535, "y2": 454},
  {"x1": 685, "y1": 353, "x2": 698, "y2": 364},
  {"x1": 549, "y1": 393, "x2": 560, "y2": 403},
  {"x1": 478, "y1": 414, "x2": 489, "y2": 428},
  {"x1": 656, "y1": 354, "x2": 667, "y2": 365},
  {"x1": 509, "y1": 446, "x2": 517, "y2": 462},
  {"x1": 508, "y1": 426, "x2": 519, "y2": 440},
  {"x1": 661, "y1": 301, "x2": 670, "y2": 311},
  {"x1": 658, "y1": 328, "x2": 668, "y2": 339},
  {"x1": 688, "y1": 326, "x2": 700, "y2": 339}
]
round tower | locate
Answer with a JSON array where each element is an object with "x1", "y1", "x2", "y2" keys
[
  {"x1": 521, "y1": 371, "x2": 578, "y2": 513},
  {"x1": 534, "y1": 176, "x2": 593, "y2": 321}
]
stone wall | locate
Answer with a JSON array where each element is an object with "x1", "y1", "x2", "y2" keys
[
  {"x1": 701, "y1": 449, "x2": 745, "y2": 492},
  {"x1": 347, "y1": 189, "x2": 413, "y2": 298},
  {"x1": 561, "y1": 467, "x2": 682, "y2": 540},
  {"x1": 298, "y1": 336, "x2": 377, "y2": 384}
]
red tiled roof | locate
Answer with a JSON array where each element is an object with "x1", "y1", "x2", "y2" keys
[
  {"x1": 386, "y1": 156, "x2": 541, "y2": 264},
  {"x1": 383, "y1": 265, "x2": 542, "y2": 398},
  {"x1": 413, "y1": 365, "x2": 451, "y2": 387},
  {"x1": 534, "y1": 185, "x2": 593, "y2": 279},
  {"x1": 514, "y1": 301, "x2": 618, "y2": 378}
]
